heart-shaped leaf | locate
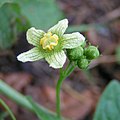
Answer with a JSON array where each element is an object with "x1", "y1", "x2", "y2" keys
[{"x1": 93, "y1": 80, "x2": 120, "y2": 120}]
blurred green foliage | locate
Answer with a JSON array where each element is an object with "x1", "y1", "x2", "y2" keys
[
  {"x1": 116, "y1": 46, "x2": 120, "y2": 64},
  {"x1": 15, "y1": 0, "x2": 64, "y2": 30},
  {"x1": 0, "y1": 0, "x2": 13, "y2": 7},
  {"x1": 93, "y1": 80, "x2": 120, "y2": 120},
  {"x1": 28, "y1": 97, "x2": 62, "y2": 120},
  {"x1": 0, "y1": 98, "x2": 16, "y2": 120},
  {"x1": 0, "y1": 3, "x2": 28, "y2": 49},
  {"x1": 0, "y1": 112, "x2": 8, "y2": 120},
  {"x1": 67, "y1": 24, "x2": 103, "y2": 33},
  {"x1": 0, "y1": 80, "x2": 64, "y2": 120},
  {"x1": 0, "y1": 0, "x2": 64, "y2": 50}
]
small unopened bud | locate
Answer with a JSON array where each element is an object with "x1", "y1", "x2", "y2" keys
[
  {"x1": 67, "y1": 46, "x2": 84, "y2": 61},
  {"x1": 77, "y1": 58, "x2": 89, "y2": 69},
  {"x1": 84, "y1": 46, "x2": 99, "y2": 60}
]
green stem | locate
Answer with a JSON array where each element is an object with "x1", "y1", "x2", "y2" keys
[
  {"x1": 0, "y1": 80, "x2": 33, "y2": 111},
  {"x1": 0, "y1": 99, "x2": 16, "y2": 120},
  {"x1": 56, "y1": 62, "x2": 76, "y2": 118}
]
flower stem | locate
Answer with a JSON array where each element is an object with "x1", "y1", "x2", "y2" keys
[{"x1": 56, "y1": 62, "x2": 76, "y2": 118}]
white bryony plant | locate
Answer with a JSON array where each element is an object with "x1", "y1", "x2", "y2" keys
[{"x1": 17, "y1": 19, "x2": 85, "y2": 68}]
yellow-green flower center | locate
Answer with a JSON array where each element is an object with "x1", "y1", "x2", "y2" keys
[{"x1": 40, "y1": 32, "x2": 58, "y2": 50}]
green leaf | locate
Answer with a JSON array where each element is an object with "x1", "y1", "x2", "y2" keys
[
  {"x1": 116, "y1": 46, "x2": 120, "y2": 64},
  {"x1": 14, "y1": 0, "x2": 64, "y2": 30},
  {"x1": 0, "y1": 99, "x2": 16, "y2": 120},
  {"x1": 0, "y1": 80, "x2": 66, "y2": 120},
  {"x1": 0, "y1": 0, "x2": 13, "y2": 7},
  {"x1": 0, "y1": 3, "x2": 29, "y2": 50},
  {"x1": 27, "y1": 97, "x2": 61, "y2": 120},
  {"x1": 93, "y1": 80, "x2": 120, "y2": 120}
]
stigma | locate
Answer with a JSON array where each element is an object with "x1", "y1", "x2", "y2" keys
[{"x1": 40, "y1": 32, "x2": 58, "y2": 50}]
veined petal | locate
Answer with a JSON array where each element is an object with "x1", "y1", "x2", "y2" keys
[
  {"x1": 45, "y1": 50, "x2": 66, "y2": 69},
  {"x1": 27, "y1": 27, "x2": 45, "y2": 46},
  {"x1": 62, "y1": 32, "x2": 85, "y2": 49},
  {"x1": 17, "y1": 47, "x2": 44, "y2": 62},
  {"x1": 48, "y1": 19, "x2": 68, "y2": 37}
]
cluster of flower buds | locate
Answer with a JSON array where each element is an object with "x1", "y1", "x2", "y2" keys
[{"x1": 67, "y1": 41, "x2": 100, "y2": 69}]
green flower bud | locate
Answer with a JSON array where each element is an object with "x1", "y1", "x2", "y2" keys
[
  {"x1": 77, "y1": 58, "x2": 89, "y2": 69},
  {"x1": 67, "y1": 46, "x2": 84, "y2": 61},
  {"x1": 84, "y1": 46, "x2": 99, "y2": 60}
]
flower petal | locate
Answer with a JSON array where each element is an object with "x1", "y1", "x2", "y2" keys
[
  {"x1": 48, "y1": 19, "x2": 68, "y2": 37},
  {"x1": 62, "y1": 32, "x2": 85, "y2": 49},
  {"x1": 17, "y1": 47, "x2": 44, "y2": 62},
  {"x1": 45, "y1": 50, "x2": 66, "y2": 69},
  {"x1": 27, "y1": 27, "x2": 45, "y2": 46}
]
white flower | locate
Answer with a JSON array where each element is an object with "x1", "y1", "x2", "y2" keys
[{"x1": 17, "y1": 19, "x2": 85, "y2": 69}]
